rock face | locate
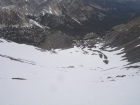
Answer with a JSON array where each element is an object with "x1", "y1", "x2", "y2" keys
[
  {"x1": 40, "y1": 31, "x2": 74, "y2": 50},
  {"x1": 105, "y1": 15, "x2": 140, "y2": 47},
  {"x1": 0, "y1": 5, "x2": 28, "y2": 27}
]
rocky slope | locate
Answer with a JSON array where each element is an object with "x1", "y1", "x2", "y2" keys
[
  {"x1": 1, "y1": 0, "x2": 140, "y2": 31},
  {"x1": 0, "y1": 0, "x2": 140, "y2": 51},
  {"x1": 0, "y1": 5, "x2": 28, "y2": 27},
  {"x1": 102, "y1": 15, "x2": 140, "y2": 64}
]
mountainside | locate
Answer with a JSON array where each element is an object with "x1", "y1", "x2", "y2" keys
[
  {"x1": 0, "y1": 1, "x2": 140, "y2": 105},
  {"x1": 0, "y1": 0, "x2": 140, "y2": 61},
  {"x1": 103, "y1": 15, "x2": 140, "y2": 64},
  {"x1": 1, "y1": 0, "x2": 140, "y2": 33},
  {"x1": 0, "y1": 14, "x2": 140, "y2": 103}
]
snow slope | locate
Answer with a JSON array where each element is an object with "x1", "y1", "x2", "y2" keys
[{"x1": 0, "y1": 38, "x2": 140, "y2": 105}]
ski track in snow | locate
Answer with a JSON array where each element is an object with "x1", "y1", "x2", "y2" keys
[{"x1": 0, "y1": 38, "x2": 140, "y2": 105}]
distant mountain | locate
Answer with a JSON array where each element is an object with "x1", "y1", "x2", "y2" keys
[
  {"x1": 0, "y1": 0, "x2": 140, "y2": 50},
  {"x1": 0, "y1": 0, "x2": 140, "y2": 32}
]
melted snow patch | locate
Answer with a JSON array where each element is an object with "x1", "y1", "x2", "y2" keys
[
  {"x1": 49, "y1": 6, "x2": 53, "y2": 14},
  {"x1": 29, "y1": 19, "x2": 44, "y2": 28},
  {"x1": 72, "y1": 18, "x2": 82, "y2": 25},
  {"x1": 135, "y1": 44, "x2": 140, "y2": 48}
]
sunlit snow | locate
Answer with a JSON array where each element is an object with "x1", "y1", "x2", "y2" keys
[{"x1": 0, "y1": 38, "x2": 140, "y2": 105}]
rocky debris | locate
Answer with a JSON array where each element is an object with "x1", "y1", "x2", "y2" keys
[
  {"x1": 67, "y1": 66, "x2": 75, "y2": 69},
  {"x1": 125, "y1": 66, "x2": 140, "y2": 69},
  {"x1": 116, "y1": 75, "x2": 126, "y2": 78},
  {"x1": 84, "y1": 33, "x2": 97, "y2": 40},
  {"x1": 99, "y1": 54, "x2": 103, "y2": 58},
  {"x1": 40, "y1": 31, "x2": 74, "y2": 50},
  {"x1": 107, "y1": 77, "x2": 112, "y2": 79},
  {"x1": 12, "y1": 78, "x2": 26, "y2": 80},
  {"x1": 0, "y1": 40, "x2": 3, "y2": 43},
  {"x1": 0, "y1": 54, "x2": 36, "y2": 65},
  {"x1": 103, "y1": 60, "x2": 109, "y2": 64}
]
